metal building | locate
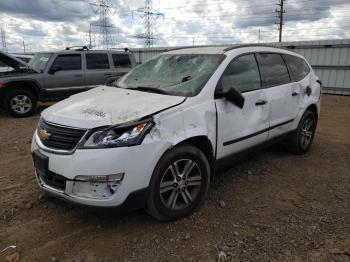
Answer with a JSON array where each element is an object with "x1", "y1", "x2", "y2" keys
[{"x1": 130, "y1": 39, "x2": 350, "y2": 95}]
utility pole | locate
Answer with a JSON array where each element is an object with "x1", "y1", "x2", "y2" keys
[
  {"x1": 90, "y1": 0, "x2": 118, "y2": 49},
  {"x1": 22, "y1": 40, "x2": 26, "y2": 53},
  {"x1": 88, "y1": 24, "x2": 93, "y2": 49},
  {"x1": 0, "y1": 26, "x2": 7, "y2": 52},
  {"x1": 258, "y1": 29, "x2": 261, "y2": 43},
  {"x1": 275, "y1": 0, "x2": 285, "y2": 43},
  {"x1": 134, "y1": 0, "x2": 164, "y2": 48}
]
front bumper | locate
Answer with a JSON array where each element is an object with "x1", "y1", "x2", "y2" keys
[{"x1": 31, "y1": 133, "x2": 170, "y2": 208}]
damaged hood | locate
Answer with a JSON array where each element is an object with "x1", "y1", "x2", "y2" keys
[
  {"x1": 42, "y1": 86, "x2": 186, "y2": 129},
  {"x1": 0, "y1": 51, "x2": 38, "y2": 72}
]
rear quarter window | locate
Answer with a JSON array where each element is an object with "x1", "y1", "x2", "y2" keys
[
  {"x1": 283, "y1": 54, "x2": 310, "y2": 81},
  {"x1": 256, "y1": 53, "x2": 290, "y2": 87},
  {"x1": 112, "y1": 53, "x2": 132, "y2": 68}
]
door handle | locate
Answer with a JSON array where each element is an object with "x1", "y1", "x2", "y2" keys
[
  {"x1": 292, "y1": 92, "x2": 299, "y2": 96},
  {"x1": 104, "y1": 73, "x2": 113, "y2": 76},
  {"x1": 73, "y1": 74, "x2": 83, "y2": 77},
  {"x1": 255, "y1": 100, "x2": 267, "y2": 106}
]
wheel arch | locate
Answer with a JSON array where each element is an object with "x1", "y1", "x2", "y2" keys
[
  {"x1": 175, "y1": 136, "x2": 215, "y2": 180},
  {"x1": 3, "y1": 80, "x2": 40, "y2": 99},
  {"x1": 306, "y1": 103, "x2": 318, "y2": 122}
]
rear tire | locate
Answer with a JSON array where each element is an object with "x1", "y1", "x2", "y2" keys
[
  {"x1": 147, "y1": 143, "x2": 210, "y2": 221},
  {"x1": 284, "y1": 110, "x2": 316, "y2": 154},
  {"x1": 3, "y1": 88, "x2": 37, "y2": 118}
]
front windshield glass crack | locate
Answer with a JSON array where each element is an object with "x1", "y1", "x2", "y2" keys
[{"x1": 116, "y1": 54, "x2": 223, "y2": 97}]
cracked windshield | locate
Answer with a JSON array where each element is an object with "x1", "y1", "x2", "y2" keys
[{"x1": 117, "y1": 54, "x2": 223, "y2": 96}]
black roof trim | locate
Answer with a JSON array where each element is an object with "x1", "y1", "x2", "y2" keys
[
  {"x1": 110, "y1": 48, "x2": 130, "y2": 52},
  {"x1": 223, "y1": 44, "x2": 287, "y2": 52},
  {"x1": 164, "y1": 44, "x2": 289, "y2": 53},
  {"x1": 65, "y1": 46, "x2": 89, "y2": 51},
  {"x1": 166, "y1": 45, "x2": 226, "y2": 52}
]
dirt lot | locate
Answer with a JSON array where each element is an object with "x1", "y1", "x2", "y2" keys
[{"x1": 0, "y1": 95, "x2": 349, "y2": 262}]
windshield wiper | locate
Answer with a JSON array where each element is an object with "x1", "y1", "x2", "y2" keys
[{"x1": 129, "y1": 86, "x2": 169, "y2": 95}]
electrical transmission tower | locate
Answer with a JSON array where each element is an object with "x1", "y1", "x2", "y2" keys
[
  {"x1": 134, "y1": 0, "x2": 164, "y2": 48},
  {"x1": 90, "y1": 0, "x2": 118, "y2": 49},
  {"x1": 275, "y1": 0, "x2": 286, "y2": 43},
  {"x1": 0, "y1": 26, "x2": 7, "y2": 52}
]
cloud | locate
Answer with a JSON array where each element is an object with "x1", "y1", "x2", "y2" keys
[
  {"x1": 0, "y1": 0, "x2": 90, "y2": 22},
  {"x1": 0, "y1": 0, "x2": 349, "y2": 52}
]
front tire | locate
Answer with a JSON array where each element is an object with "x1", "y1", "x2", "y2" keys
[
  {"x1": 147, "y1": 143, "x2": 211, "y2": 221},
  {"x1": 3, "y1": 88, "x2": 37, "y2": 118},
  {"x1": 284, "y1": 110, "x2": 317, "y2": 154}
]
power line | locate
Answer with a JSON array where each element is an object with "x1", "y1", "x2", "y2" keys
[
  {"x1": 156, "y1": 25, "x2": 350, "y2": 37},
  {"x1": 117, "y1": 3, "x2": 350, "y2": 23},
  {"x1": 160, "y1": 10, "x2": 350, "y2": 23},
  {"x1": 116, "y1": 0, "x2": 304, "y2": 15},
  {"x1": 158, "y1": 0, "x2": 347, "y2": 12},
  {"x1": 118, "y1": 25, "x2": 350, "y2": 40}
]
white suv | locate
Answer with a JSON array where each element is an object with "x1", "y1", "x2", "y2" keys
[{"x1": 31, "y1": 44, "x2": 321, "y2": 221}]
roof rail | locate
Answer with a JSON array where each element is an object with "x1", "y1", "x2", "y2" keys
[
  {"x1": 65, "y1": 46, "x2": 89, "y2": 51},
  {"x1": 223, "y1": 43, "x2": 286, "y2": 52},
  {"x1": 110, "y1": 48, "x2": 130, "y2": 53},
  {"x1": 166, "y1": 45, "x2": 224, "y2": 52},
  {"x1": 164, "y1": 44, "x2": 287, "y2": 53}
]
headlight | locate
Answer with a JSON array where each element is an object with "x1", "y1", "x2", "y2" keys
[{"x1": 80, "y1": 119, "x2": 154, "y2": 148}]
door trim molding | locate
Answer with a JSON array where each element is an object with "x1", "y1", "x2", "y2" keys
[
  {"x1": 223, "y1": 118, "x2": 294, "y2": 146},
  {"x1": 43, "y1": 86, "x2": 89, "y2": 92}
]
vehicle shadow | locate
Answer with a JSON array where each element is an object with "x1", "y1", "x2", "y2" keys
[{"x1": 46, "y1": 143, "x2": 289, "y2": 226}]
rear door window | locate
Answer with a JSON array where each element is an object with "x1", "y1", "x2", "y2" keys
[
  {"x1": 112, "y1": 54, "x2": 132, "y2": 68},
  {"x1": 86, "y1": 53, "x2": 110, "y2": 69},
  {"x1": 256, "y1": 53, "x2": 290, "y2": 87},
  {"x1": 51, "y1": 54, "x2": 82, "y2": 71},
  {"x1": 219, "y1": 54, "x2": 261, "y2": 93},
  {"x1": 283, "y1": 54, "x2": 310, "y2": 81}
]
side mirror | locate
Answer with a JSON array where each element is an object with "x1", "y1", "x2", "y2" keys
[
  {"x1": 215, "y1": 87, "x2": 245, "y2": 109},
  {"x1": 49, "y1": 65, "x2": 62, "y2": 74}
]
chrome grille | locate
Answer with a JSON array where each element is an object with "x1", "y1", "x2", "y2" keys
[{"x1": 38, "y1": 119, "x2": 87, "y2": 151}]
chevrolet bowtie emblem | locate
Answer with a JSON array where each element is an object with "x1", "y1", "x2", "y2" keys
[{"x1": 38, "y1": 129, "x2": 51, "y2": 141}]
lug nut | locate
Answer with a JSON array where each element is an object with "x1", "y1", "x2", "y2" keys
[
  {"x1": 173, "y1": 183, "x2": 178, "y2": 188},
  {"x1": 176, "y1": 177, "x2": 181, "y2": 181},
  {"x1": 182, "y1": 176, "x2": 186, "y2": 180}
]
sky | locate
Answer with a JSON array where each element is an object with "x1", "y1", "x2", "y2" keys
[{"x1": 0, "y1": 0, "x2": 349, "y2": 53}]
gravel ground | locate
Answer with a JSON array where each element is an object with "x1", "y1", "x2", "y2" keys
[{"x1": 0, "y1": 95, "x2": 349, "y2": 262}]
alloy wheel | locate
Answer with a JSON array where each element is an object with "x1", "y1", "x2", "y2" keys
[
  {"x1": 10, "y1": 95, "x2": 32, "y2": 114},
  {"x1": 300, "y1": 117, "x2": 314, "y2": 149},
  {"x1": 159, "y1": 159, "x2": 202, "y2": 211}
]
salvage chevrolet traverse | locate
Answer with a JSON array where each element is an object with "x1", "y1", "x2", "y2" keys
[{"x1": 31, "y1": 44, "x2": 321, "y2": 221}]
